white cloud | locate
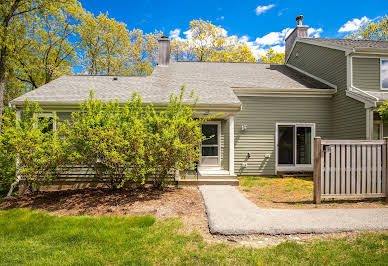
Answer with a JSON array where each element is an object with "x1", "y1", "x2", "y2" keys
[
  {"x1": 169, "y1": 28, "x2": 181, "y2": 39},
  {"x1": 255, "y1": 28, "x2": 292, "y2": 46},
  {"x1": 308, "y1": 27, "x2": 323, "y2": 38},
  {"x1": 216, "y1": 16, "x2": 224, "y2": 21},
  {"x1": 272, "y1": 45, "x2": 285, "y2": 54},
  {"x1": 255, "y1": 4, "x2": 275, "y2": 15},
  {"x1": 239, "y1": 35, "x2": 262, "y2": 58},
  {"x1": 183, "y1": 29, "x2": 193, "y2": 40},
  {"x1": 338, "y1": 16, "x2": 369, "y2": 32}
]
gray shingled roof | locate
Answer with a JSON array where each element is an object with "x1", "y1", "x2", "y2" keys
[
  {"x1": 11, "y1": 62, "x2": 330, "y2": 107},
  {"x1": 301, "y1": 38, "x2": 388, "y2": 49}
]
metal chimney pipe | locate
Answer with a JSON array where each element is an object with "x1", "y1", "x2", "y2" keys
[
  {"x1": 158, "y1": 36, "x2": 170, "y2": 66},
  {"x1": 296, "y1": 15, "x2": 304, "y2": 26}
]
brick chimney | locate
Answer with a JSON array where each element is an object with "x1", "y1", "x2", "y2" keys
[
  {"x1": 285, "y1": 15, "x2": 308, "y2": 60},
  {"x1": 158, "y1": 36, "x2": 171, "y2": 66}
]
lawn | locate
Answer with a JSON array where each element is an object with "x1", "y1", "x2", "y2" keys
[
  {"x1": 0, "y1": 208, "x2": 387, "y2": 265},
  {"x1": 238, "y1": 176, "x2": 388, "y2": 209}
]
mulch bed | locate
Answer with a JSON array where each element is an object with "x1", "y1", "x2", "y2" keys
[{"x1": 0, "y1": 186, "x2": 205, "y2": 219}]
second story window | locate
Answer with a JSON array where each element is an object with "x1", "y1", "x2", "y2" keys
[{"x1": 382, "y1": 59, "x2": 388, "y2": 89}]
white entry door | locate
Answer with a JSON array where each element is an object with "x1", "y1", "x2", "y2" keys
[{"x1": 200, "y1": 122, "x2": 221, "y2": 168}]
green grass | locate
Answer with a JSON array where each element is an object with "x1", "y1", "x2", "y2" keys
[
  {"x1": 0, "y1": 209, "x2": 387, "y2": 265},
  {"x1": 0, "y1": 209, "x2": 388, "y2": 265}
]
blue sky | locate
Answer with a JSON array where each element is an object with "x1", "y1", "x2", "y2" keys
[{"x1": 80, "y1": 0, "x2": 387, "y2": 57}]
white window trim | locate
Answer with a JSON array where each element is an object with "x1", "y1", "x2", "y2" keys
[
  {"x1": 200, "y1": 121, "x2": 221, "y2": 169},
  {"x1": 275, "y1": 122, "x2": 316, "y2": 174},
  {"x1": 380, "y1": 58, "x2": 388, "y2": 90}
]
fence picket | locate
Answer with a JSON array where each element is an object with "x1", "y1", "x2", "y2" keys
[
  {"x1": 331, "y1": 146, "x2": 335, "y2": 194},
  {"x1": 383, "y1": 144, "x2": 387, "y2": 194},
  {"x1": 325, "y1": 147, "x2": 330, "y2": 194},
  {"x1": 362, "y1": 145, "x2": 367, "y2": 194},
  {"x1": 372, "y1": 145, "x2": 377, "y2": 194},
  {"x1": 351, "y1": 145, "x2": 356, "y2": 194},
  {"x1": 346, "y1": 145, "x2": 351, "y2": 194},
  {"x1": 356, "y1": 145, "x2": 361, "y2": 194},
  {"x1": 377, "y1": 145, "x2": 382, "y2": 194},
  {"x1": 367, "y1": 145, "x2": 372, "y2": 194},
  {"x1": 338, "y1": 145, "x2": 342, "y2": 194}
]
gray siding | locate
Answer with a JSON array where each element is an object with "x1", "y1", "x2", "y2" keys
[
  {"x1": 288, "y1": 42, "x2": 366, "y2": 139},
  {"x1": 234, "y1": 96, "x2": 332, "y2": 176},
  {"x1": 352, "y1": 57, "x2": 380, "y2": 91}
]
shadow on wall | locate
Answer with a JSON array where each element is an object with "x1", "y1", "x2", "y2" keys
[{"x1": 237, "y1": 151, "x2": 275, "y2": 176}]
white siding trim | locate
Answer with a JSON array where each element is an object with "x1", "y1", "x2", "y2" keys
[
  {"x1": 366, "y1": 108, "x2": 374, "y2": 140},
  {"x1": 229, "y1": 116, "x2": 235, "y2": 175},
  {"x1": 380, "y1": 58, "x2": 388, "y2": 90}
]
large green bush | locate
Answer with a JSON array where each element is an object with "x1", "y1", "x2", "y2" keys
[
  {"x1": 0, "y1": 101, "x2": 64, "y2": 195},
  {"x1": 0, "y1": 86, "x2": 212, "y2": 193},
  {"x1": 59, "y1": 91, "x2": 148, "y2": 189}
]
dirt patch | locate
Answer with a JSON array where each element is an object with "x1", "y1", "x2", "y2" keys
[
  {"x1": 238, "y1": 177, "x2": 388, "y2": 209},
  {"x1": 0, "y1": 186, "x2": 206, "y2": 219}
]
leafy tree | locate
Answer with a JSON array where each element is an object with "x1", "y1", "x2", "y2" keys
[
  {"x1": 78, "y1": 12, "x2": 130, "y2": 75},
  {"x1": 348, "y1": 15, "x2": 388, "y2": 41},
  {"x1": 0, "y1": 0, "x2": 78, "y2": 126},
  {"x1": 171, "y1": 19, "x2": 257, "y2": 63},
  {"x1": 125, "y1": 29, "x2": 163, "y2": 76},
  {"x1": 12, "y1": 1, "x2": 83, "y2": 89},
  {"x1": 259, "y1": 47, "x2": 285, "y2": 64}
]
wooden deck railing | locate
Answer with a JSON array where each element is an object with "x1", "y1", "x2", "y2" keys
[{"x1": 313, "y1": 137, "x2": 388, "y2": 204}]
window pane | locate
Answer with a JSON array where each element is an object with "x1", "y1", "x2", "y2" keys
[
  {"x1": 202, "y1": 124, "x2": 218, "y2": 145},
  {"x1": 296, "y1": 127, "x2": 312, "y2": 164},
  {"x1": 382, "y1": 60, "x2": 388, "y2": 89},
  {"x1": 373, "y1": 123, "x2": 382, "y2": 140},
  {"x1": 39, "y1": 117, "x2": 53, "y2": 133},
  {"x1": 278, "y1": 126, "x2": 294, "y2": 164},
  {"x1": 202, "y1": 146, "x2": 218, "y2": 156}
]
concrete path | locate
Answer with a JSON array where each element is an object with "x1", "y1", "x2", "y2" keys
[{"x1": 199, "y1": 185, "x2": 388, "y2": 235}]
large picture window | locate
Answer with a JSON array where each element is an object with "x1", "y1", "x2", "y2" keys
[{"x1": 382, "y1": 59, "x2": 388, "y2": 89}]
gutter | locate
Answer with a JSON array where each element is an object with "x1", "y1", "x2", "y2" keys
[
  {"x1": 346, "y1": 86, "x2": 378, "y2": 108},
  {"x1": 10, "y1": 101, "x2": 242, "y2": 112},
  {"x1": 233, "y1": 87, "x2": 336, "y2": 97}
]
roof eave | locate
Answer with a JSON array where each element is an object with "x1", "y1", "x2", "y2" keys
[{"x1": 352, "y1": 47, "x2": 388, "y2": 55}]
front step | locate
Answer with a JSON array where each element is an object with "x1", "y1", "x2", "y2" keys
[{"x1": 177, "y1": 179, "x2": 239, "y2": 186}]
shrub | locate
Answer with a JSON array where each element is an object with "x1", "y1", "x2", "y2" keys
[
  {"x1": 144, "y1": 86, "x2": 213, "y2": 188},
  {"x1": 0, "y1": 108, "x2": 17, "y2": 196},
  {"x1": 59, "y1": 91, "x2": 147, "y2": 189},
  {"x1": 0, "y1": 100, "x2": 63, "y2": 195}
]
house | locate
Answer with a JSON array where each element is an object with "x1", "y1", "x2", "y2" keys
[{"x1": 10, "y1": 16, "x2": 388, "y2": 184}]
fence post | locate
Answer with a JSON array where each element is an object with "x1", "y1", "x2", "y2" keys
[
  {"x1": 313, "y1": 137, "x2": 322, "y2": 204},
  {"x1": 385, "y1": 137, "x2": 388, "y2": 203}
]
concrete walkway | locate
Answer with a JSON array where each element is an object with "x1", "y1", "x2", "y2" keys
[{"x1": 199, "y1": 185, "x2": 388, "y2": 235}]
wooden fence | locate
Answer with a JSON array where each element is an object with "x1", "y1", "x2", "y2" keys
[{"x1": 313, "y1": 137, "x2": 388, "y2": 204}]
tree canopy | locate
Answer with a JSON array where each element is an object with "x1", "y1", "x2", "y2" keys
[
  {"x1": 259, "y1": 47, "x2": 285, "y2": 64},
  {"x1": 348, "y1": 15, "x2": 388, "y2": 41}
]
